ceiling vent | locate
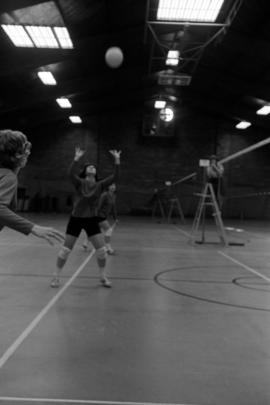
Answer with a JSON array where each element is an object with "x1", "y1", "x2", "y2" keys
[{"x1": 158, "y1": 73, "x2": 191, "y2": 86}]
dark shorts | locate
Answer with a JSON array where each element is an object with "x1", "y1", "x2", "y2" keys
[
  {"x1": 66, "y1": 216, "x2": 101, "y2": 238},
  {"x1": 96, "y1": 215, "x2": 107, "y2": 223}
]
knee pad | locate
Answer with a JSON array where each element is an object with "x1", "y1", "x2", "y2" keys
[
  {"x1": 58, "y1": 246, "x2": 71, "y2": 260},
  {"x1": 104, "y1": 227, "x2": 113, "y2": 237},
  {"x1": 96, "y1": 246, "x2": 107, "y2": 260}
]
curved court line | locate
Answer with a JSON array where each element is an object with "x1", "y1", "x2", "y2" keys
[
  {"x1": 0, "y1": 397, "x2": 197, "y2": 405},
  {"x1": 154, "y1": 267, "x2": 270, "y2": 312},
  {"x1": 218, "y1": 251, "x2": 270, "y2": 283},
  {"x1": 232, "y1": 277, "x2": 270, "y2": 292},
  {"x1": 0, "y1": 250, "x2": 95, "y2": 369}
]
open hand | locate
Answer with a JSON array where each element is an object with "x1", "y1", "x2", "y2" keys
[
  {"x1": 31, "y1": 225, "x2": 65, "y2": 246},
  {"x1": 74, "y1": 146, "x2": 85, "y2": 161},
  {"x1": 109, "y1": 150, "x2": 121, "y2": 160}
]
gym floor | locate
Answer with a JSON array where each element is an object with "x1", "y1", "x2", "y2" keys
[{"x1": 0, "y1": 214, "x2": 269, "y2": 405}]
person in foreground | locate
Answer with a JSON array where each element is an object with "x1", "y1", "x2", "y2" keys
[
  {"x1": 0, "y1": 129, "x2": 65, "y2": 245},
  {"x1": 51, "y1": 146, "x2": 121, "y2": 289}
]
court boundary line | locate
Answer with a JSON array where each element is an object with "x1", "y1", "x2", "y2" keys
[
  {"x1": 171, "y1": 224, "x2": 190, "y2": 238},
  {"x1": 0, "y1": 397, "x2": 198, "y2": 405},
  {"x1": 0, "y1": 250, "x2": 96, "y2": 369},
  {"x1": 218, "y1": 251, "x2": 270, "y2": 283}
]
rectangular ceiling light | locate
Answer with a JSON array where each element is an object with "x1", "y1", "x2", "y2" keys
[
  {"x1": 236, "y1": 121, "x2": 251, "y2": 129},
  {"x1": 166, "y1": 49, "x2": 180, "y2": 66},
  {"x1": 155, "y1": 100, "x2": 166, "y2": 109},
  {"x1": 37, "y1": 71, "x2": 57, "y2": 85},
  {"x1": 1, "y1": 24, "x2": 73, "y2": 49},
  {"x1": 56, "y1": 98, "x2": 72, "y2": 108},
  {"x1": 69, "y1": 116, "x2": 82, "y2": 124},
  {"x1": 157, "y1": 0, "x2": 225, "y2": 22},
  {"x1": 256, "y1": 105, "x2": 270, "y2": 115},
  {"x1": 1, "y1": 24, "x2": 34, "y2": 47}
]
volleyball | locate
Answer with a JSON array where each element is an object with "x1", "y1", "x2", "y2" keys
[{"x1": 105, "y1": 46, "x2": 124, "y2": 68}]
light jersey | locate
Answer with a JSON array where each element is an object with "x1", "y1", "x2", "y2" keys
[
  {"x1": 0, "y1": 167, "x2": 34, "y2": 234},
  {"x1": 69, "y1": 160, "x2": 119, "y2": 218}
]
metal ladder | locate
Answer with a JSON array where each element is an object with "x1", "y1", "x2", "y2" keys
[
  {"x1": 152, "y1": 197, "x2": 166, "y2": 221},
  {"x1": 189, "y1": 182, "x2": 228, "y2": 246},
  {"x1": 167, "y1": 198, "x2": 185, "y2": 224}
]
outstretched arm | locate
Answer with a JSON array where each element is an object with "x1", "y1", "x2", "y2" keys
[
  {"x1": 30, "y1": 225, "x2": 65, "y2": 245},
  {"x1": 0, "y1": 175, "x2": 65, "y2": 245},
  {"x1": 99, "y1": 150, "x2": 121, "y2": 188},
  {"x1": 68, "y1": 146, "x2": 86, "y2": 188}
]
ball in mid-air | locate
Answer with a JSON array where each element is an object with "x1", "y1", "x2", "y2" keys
[{"x1": 105, "y1": 46, "x2": 124, "y2": 68}]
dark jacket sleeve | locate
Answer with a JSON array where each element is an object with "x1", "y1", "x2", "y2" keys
[{"x1": 0, "y1": 172, "x2": 34, "y2": 235}]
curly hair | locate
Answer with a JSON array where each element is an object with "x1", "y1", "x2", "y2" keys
[{"x1": 0, "y1": 129, "x2": 31, "y2": 169}]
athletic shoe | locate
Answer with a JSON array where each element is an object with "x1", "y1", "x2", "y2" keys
[
  {"x1": 50, "y1": 277, "x2": 60, "y2": 288},
  {"x1": 107, "y1": 247, "x2": 115, "y2": 255},
  {"x1": 101, "y1": 278, "x2": 112, "y2": 288}
]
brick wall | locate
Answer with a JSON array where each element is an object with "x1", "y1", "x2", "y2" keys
[{"x1": 17, "y1": 107, "x2": 270, "y2": 218}]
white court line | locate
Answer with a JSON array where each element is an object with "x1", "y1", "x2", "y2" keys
[
  {"x1": 171, "y1": 224, "x2": 190, "y2": 238},
  {"x1": 0, "y1": 250, "x2": 95, "y2": 369},
  {"x1": 0, "y1": 397, "x2": 198, "y2": 405},
  {"x1": 218, "y1": 251, "x2": 270, "y2": 283}
]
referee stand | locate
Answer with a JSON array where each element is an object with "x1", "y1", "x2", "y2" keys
[{"x1": 189, "y1": 181, "x2": 228, "y2": 246}]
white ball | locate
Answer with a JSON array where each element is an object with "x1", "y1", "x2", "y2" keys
[{"x1": 105, "y1": 46, "x2": 124, "y2": 68}]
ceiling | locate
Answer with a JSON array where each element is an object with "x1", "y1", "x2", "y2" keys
[{"x1": 0, "y1": 0, "x2": 270, "y2": 130}]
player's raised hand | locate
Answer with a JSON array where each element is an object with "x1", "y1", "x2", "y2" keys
[{"x1": 74, "y1": 146, "x2": 85, "y2": 161}]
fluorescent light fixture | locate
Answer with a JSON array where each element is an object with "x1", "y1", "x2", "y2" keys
[
  {"x1": 53, "y1": 27, "x2": 73, "y2": 49},
  {"x1": 37, "y1": 71, "x2": 57, "y2": 85},
  {"x1": 256, "y1": 105, "x2": 270, "y2": 115},
  {"x1": 236, "y1": 121, "x2": 251, "y2": 129},
  {"x1": 157, "y1": 0, "x2": 225, "y2": 22},
  {"x1": 69, "y1": 116, "x2": 82, "y2": 124},
  {"x1": 1, "y1": 24, "x2": 34, "y2": 47},
  {"x1": 155, "y1": 100, "x2": 166, "y2": 109},
  {"x1": 1, "y1": 24, "x2": 73, "y2": 49},
  {"x1": 56, "y1": 98, "x2": 72, "y2": 108},
  {"x1": 168, "y1": 50, "x2": 179, "y2": 58},
  {"x1": 166, "y1": 49, "x2": 180, "y2": 66}
]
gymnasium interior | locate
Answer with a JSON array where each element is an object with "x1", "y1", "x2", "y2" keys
[{"x1": 0, "y1": 1, "x2": 269, "y2": 405}]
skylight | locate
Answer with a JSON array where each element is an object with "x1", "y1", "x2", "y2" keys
[
  {"x1": 26, "y1": 26, "x2": 58, "y2": 48},
  {"x1": 56, "y1": 98, "x2": 72, "y2": 108},
  {"x1": 53, "y1": 27, "x2": 73, "y2": 49},
  {"x1": 1, "y1": 25, "x2": 34, "y2": 47},
  {"x1": 157, "y1": 0, "x2": 225, "y2": 22},
  {"x1": 1, "y1": 24, "x2": 74, "y2": 49},
  {"x1": 38, "y1": 71, "x2": 57, "y2": 85},
  {"x1": 69, "y1": 116, "x2": 82, "y2": 124}
]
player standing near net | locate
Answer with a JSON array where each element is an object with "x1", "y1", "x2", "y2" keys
[
  {"x1": 206, "y1": 154, "x2": 224, "y2": 208},
  {"x1": 51, "y1": 146, "x2": 121, "y2": 288},
  {"x1": 0, "y1": 129, "x2": 65, "y2": 245}
]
